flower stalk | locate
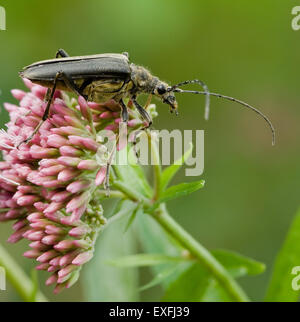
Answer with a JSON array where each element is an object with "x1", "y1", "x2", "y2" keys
[
  {"x1": 150, "y1": 204, "x2": 250, "y2": 302},
  {"x1": 0, "y1": 244, "x2": 47, "y2": 301}
]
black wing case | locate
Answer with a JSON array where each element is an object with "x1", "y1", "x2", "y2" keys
[{"x1": 19, "y1": 56, "x2": 131, "y2": 81}]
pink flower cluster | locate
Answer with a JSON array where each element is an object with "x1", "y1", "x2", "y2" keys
[{"x1": 0, "y1": 79, "x2": 142, "y2": 293}]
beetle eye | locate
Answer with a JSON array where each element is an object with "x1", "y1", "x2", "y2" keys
[{"x1": 157, "y1": 85, "x2": 166, "y2": 95}]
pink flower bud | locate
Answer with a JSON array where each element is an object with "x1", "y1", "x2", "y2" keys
[
  {"x1": 59, "y1": 250, "x2": 79, "y2": 267},
  {"x1": 78, "y1": 96, "x2": 93, "y2": 123},
  {"x1": 49, "y1": 256, "x2": 62, "y2": 266},
  {"x1": 45, "y1": 273, "x2": 58, "y2": 286},
  {"x1": 48, "y1": 265, "x2": 59, "y2": 273},
  {"x1": 66, "y1": 191, "x2": 90, "y2": 213},
  {"x1": 77, "y1": 159, "x2": 98, "y2": 170},
  {"x1": 100, "y1": 111, "x2": 113, "y2": 119},
  {"x1": 44, "y1": 201, "x2": 64, "y2": 214},
  {"x1": 64, "y1": 115, "x2": 85, "y2": 128},
  {"x1": 69, "y1": 136, "x2": 99, "y2": 152},
  {"x1": 7, "y1": 227, "x2": 28, "y2": 243},
  {"x1": 11, "y1": 89, "x2": 26, "y2": 101},
  {"x1": 57, "y1": 169, "x2": 80, "y2": 181},
  {"x1": 23, "y1": 249, "x2": 42, "y2": 259},
  {"x1": 53, "y1": 283, "x2": 66, "y2": 294},
  {"x1": 37, "y1": 250, "x2": 59, "y2": 263},
  {"x1": 42, "y1": 234, "x2": 62, "y2": 245},
  {"x1": 30, "y1": 145, "x2": 58, "y2": 159},
  {"x1": 39, "y1": 159, "x2": 58, "y2": 168},
  {"x1": 105, "y1": 124, "x2": 118, "y2": 131},
  {"x1": 51, "y1": 114, "x2": 68, "y2": 127},
  {"x1": 40, "y1": 164, "x2": 65, "y2": 176},
  {"x1": 31, "y1": 85, "x2": 47, "y2": 100},
  {"x1": 45, "y1": 224, "x2": 65, "y2": 235},
  {"x1": 95, "y1": 167, "x2": 106, "y2": 186},
  {"x1": 42, "y1": 179, "x2": 64, "y2": 188},
  {"x1": 58, "y1": 264, "x2": 77, "y2": 279},
  {"x1": 51, "y1": 191, "x2": 71, "y2": 203},
  {"x1": 23, "y1": 78, "x2": 34, "y2": 89},
  {"x1": 36, "y1": 263, "x2": 50, "y2": 271},
  {"x1": 30, "y1": 219, "x2": 51, "y2": 229},
  {"x1": 26, "y1": 230, "x2": 44, "y2": 241},
  {"x1": 27, "y1": 212, "x2": 44, "y2": 223},
  {"x1": 57, "y1": 126, "x2": 86, "y2": 136},
  {"x1": 17, "y1": 195, "x2": 40, "y2": 207},
  {"x1": 73, "y1": 239, "x2": 91, "y2": 249},
  {"x1": 59, "y1": 145, "x2": 83, "y2": 157},
  {"x1": 57, "y1": 156, "x2": 81, "y2": 167},
  {"x1": 52, "y1": 102, "x2": 76, "y2": 117},
  {"x1": 12, "y1": 219, "x2": 27, "y2": 231},
  {"x1": 69, "y1": 225, "x2": 90, "y2": 238},
  {"x1": 54, "y1": 240, "x2": 75, "y2": 252},
  {"x1": 72, "y1": 251, "x2": 93, "y2": 265},
  {"x1": 66, "y1": 270, "x2": 80, "y2": 289},
  {"x1": 66, "y1": 180, "x2": 91, "y2": 193},
  {"x1": 47, "y1": 134, "x2": 69, "y2": 148},
  {"x1": 29, "y1": 241, "x2": 50, "y2": 251},
  {"x1": 5, "y1": 209, "x2": 21, "y2": 220}
]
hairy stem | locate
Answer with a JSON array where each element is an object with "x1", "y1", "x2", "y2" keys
[{"x1": 149, "y1": 204, "x2": 249, "y2": 302}]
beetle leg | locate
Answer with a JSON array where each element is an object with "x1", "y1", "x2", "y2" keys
[
  {"x1": 59, "y1": 72, "x2": 88, "y2": 100},
  {"x1": 131, "y1": 97, "x2": 153, "y2": 162},
  {"x1": 144, "y1": 94, "x2": 153, "y2": 110},
  {"x1": 132, "y1": 97, "x2": 152, "y2": 128},
  {"x1": 119, "y1": 99, "x2": 129, "y2": 123},
  {"x1": 17, "y1": 71, "x2": 62, "y2": 148},
  {"x1": 44, "y1": 88, "x2": 51, "y2": 102},
  {"x1": 103, "y1": 133, "x2": 120, "y2": 196},
  {"x1": 55, "y1": 48, "x2": 69, "y2": 58}
]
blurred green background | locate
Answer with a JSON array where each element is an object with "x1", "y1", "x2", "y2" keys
[{"x1": 0, "y1": 0, "x2": 299, "y2": 301}]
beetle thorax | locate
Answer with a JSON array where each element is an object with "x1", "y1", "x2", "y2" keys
[{"x1": 130, "y1": 64, "x2": 160, "y2": 94}]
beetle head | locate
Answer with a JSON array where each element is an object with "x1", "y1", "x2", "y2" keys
[{"x1": 154, "y1": 82, "x2": 178, "y2": 114}]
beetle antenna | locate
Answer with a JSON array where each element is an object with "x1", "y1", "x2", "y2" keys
[
  {"x1": 173, "y1": 88, "x2": 275, "y2": 146},
  {"x1": 169, "y1": 79, "x2": 210, "y2": 120}
]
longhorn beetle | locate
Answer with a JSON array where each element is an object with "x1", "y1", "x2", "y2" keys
[{"x1": 19, "y1": 49, "x2": 275, "y2": 147}]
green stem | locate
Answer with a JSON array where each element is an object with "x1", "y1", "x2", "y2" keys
[
  {"x1": 0, "y1": 244, "x2": 48, "y2": 302},
  {"x1": 113, "y1": 180, "x2": 151, "y2": 206},
  {"x1": 150, "y1": 204, "x2": 249, "y2": 302},
  {"x1": 149, "y1": 133, "x2": 161, "y2": 201},
  {"x1": 95, "y1": 189, "x2": 126, "y2": 199}
]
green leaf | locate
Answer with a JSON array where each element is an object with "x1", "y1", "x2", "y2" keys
[
  {"x1": 137, "y1": 214, "x2": 190, "y2": 289},
  {"x1": 212, "y1": 249, "x2": 265, "y2": 277},
  {"x1": 128, "y1": 149, "x2": 153, "y2": 198},
  {"x1": 162, "y1": 249, "x2": 265, "y2": 302},
  {"x1": 138, "y1": 214, "x2": 181, "y2": 256},
  {"x1": 162, "y1": 262, "x2": 210, "y2": 301},
  {"x1": 82, "y1": 202, "x2": 139, "y2": 301},
  {"x1": 114, "y1": 148, "x2": 152, "y2": 198},
  {"x1": 161, "y1": 142, "x2": 193, "y2": 191},
  {"x1": 123, "y1": 206, "x2": 143, "y2": 233},
  {"x1": 139, "y1": 265, "x2": 180, "y2": 291},
  {"x1": 265, "y1": 208, "x2": 300, "y2": 302},
  {"x1": 107, "y1": 200, "x2": 138, "y2": 227},
  {"x1": 107, "y1": 253, "x2": 190, "y2": 268},
  {"x1": 154, "y1": 180, "x2": 205, "y2": 208}
]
